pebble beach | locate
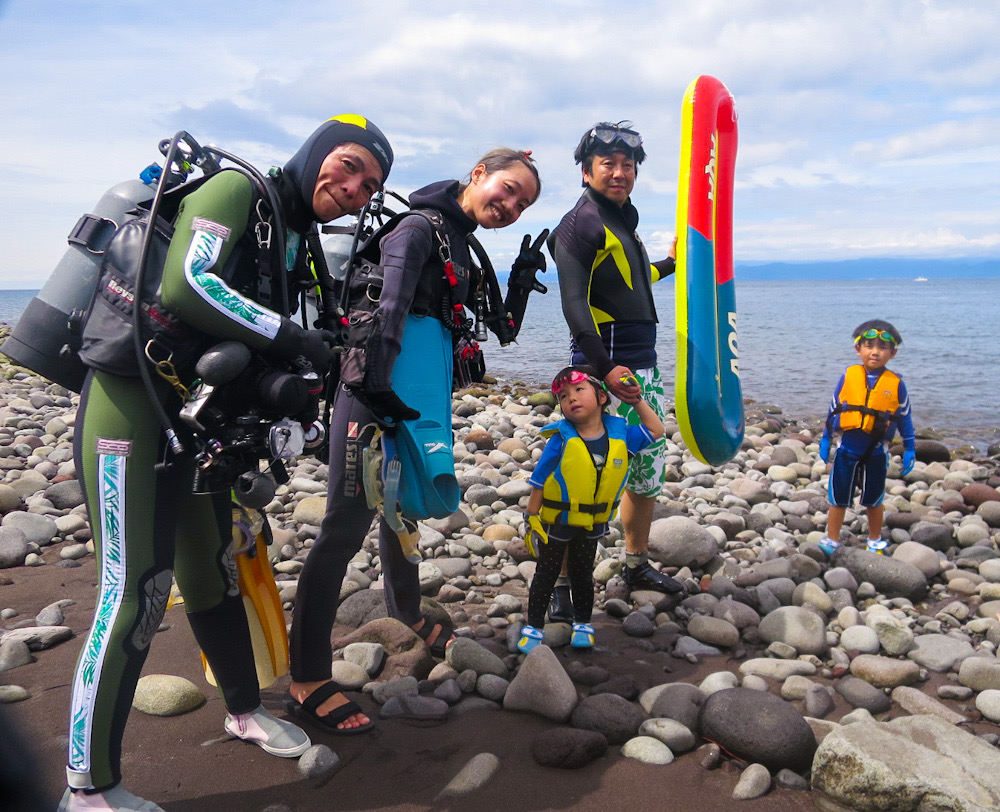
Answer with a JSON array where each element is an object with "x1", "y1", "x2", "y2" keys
[{"x1": 3, "y1": 327, "x2": 1000, "y2": 812}]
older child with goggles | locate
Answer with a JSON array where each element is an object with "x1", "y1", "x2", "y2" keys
[{"x1": 817, "y1": 319, "x2": 916, "y2": 557}]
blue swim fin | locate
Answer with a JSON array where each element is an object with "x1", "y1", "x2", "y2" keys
[{"x1": 384, "y1": 313, "x2": 459, "y2": 519}]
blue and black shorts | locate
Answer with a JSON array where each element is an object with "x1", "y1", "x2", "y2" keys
[{"x1": 827, "y1": 447, "x2": 888, "y2": 508}]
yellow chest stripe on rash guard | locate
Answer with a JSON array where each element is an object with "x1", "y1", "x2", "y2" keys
[
  {"x1": 590, "y1": 305, "x2": 613, "y2": 326},
  {"x1": 594, "y1": 227, "x2": 633, "y2": 290}
]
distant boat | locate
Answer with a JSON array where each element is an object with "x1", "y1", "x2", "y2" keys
[{"x1": 914, "y1": 276, "x2": 928, "y2": 282}]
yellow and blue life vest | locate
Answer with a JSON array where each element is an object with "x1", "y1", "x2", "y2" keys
[
  {"x1": 834, "y1": 364, "x2": 901, "y2": 435},
  {"x1": 538, "y1": 414, "x2": 631, "y2": 529}
]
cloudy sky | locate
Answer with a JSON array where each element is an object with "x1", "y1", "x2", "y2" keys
[{"x1": 1, "y1": 0, "x2": 998, "y2": 288}]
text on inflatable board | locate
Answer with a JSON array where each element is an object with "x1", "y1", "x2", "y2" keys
[
  {"x1": 704, "y1": 132, "x2": 718, "y2": 203},
  {"x1": 727, "y1": 311, "x2": 739, "y2": 377}
]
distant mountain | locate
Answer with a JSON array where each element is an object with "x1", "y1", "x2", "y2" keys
[{"x1": 733, "y1": 257, "x2": 999, "y2": 281}]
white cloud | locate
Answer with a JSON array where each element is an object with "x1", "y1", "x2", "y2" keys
[{"x1": 1, "y1": 0, "x2": 999, "y2": 286}]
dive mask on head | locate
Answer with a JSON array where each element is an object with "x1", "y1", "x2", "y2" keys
[
  {"x1": 855, "y1": 329, "x2": 896, "y2": 345},
  {"x1": 588, "y1": 122, "x2": 643, "y2": 150},
  {"x1": 552, "y1": 370, "x2": 604, "y2": 394}
]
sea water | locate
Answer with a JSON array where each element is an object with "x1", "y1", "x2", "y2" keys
[
  {"x1": 490, "y1": 276, "x2": 999, "y2": 451},
  {"x1": 2, "y1": 277, "x2": 997, "y2": 449}
]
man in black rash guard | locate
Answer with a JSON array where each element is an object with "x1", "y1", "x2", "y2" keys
[{"x1": 546, "y1": 121, "x2": 683, "y2": 611}]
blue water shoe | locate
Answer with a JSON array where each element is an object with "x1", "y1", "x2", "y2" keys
[
  {"x1": 571, "y1": 623, "x2": 595, "y2": 648},
  {"x1": 818, "y1": 538, "x2": 841, "y2": 556},
  {"x1": 517, "y1": 624, "x2": 544, "y2": 654},
  {"x1": 867, "y1": 539, "x2": 888, "y2": 554}
]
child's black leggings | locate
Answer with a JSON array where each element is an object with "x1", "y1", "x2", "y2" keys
[{"x1": 527, "y1": 527, "x2": 600, "y2": 627}]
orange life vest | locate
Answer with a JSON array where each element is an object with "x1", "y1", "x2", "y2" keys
[{"x1": 835, "y1": 364, "x2": 900, "y2": 435}]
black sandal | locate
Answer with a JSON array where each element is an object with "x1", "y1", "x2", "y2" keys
[
  {"x1": 413, "y1": 616, "x2": 455, "y2": 659},
  {"x1": 286, "y1": 681, "x2": 374, "y2": 736}
]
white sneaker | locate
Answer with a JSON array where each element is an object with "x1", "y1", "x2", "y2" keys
[
  {"x1": 58, "y1": 785, "x2": 165, "y2": 811},
  {"x1": 867, "y1": 539, "x2": 888, "y2": 554},
  {"x1": 225, "y1": 704, "x2": 311, "y2": 757}
]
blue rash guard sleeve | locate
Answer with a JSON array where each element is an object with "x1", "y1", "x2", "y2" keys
[
  {"x1": 626, "y1": 423, "x2": 655, "y2": 455},
  {"x1": 528, "y1": 433, "x2": 566, "y2": 489},
  {"x1": 821, "y1": 372, "x2": 848, "y2": 441},
  {"x1": 894, "y1": 378, "x2": 916, "y2": 450}
]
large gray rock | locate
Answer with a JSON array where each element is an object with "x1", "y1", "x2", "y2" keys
[
  {"x1": 621, "y1": 735, "x2": 674, "y2": 765},
  {"x1": 713, "y1": 597, "x2": 761, "y2": 629},
  {"x1": 909, "y1": 521, "x2": 955, "y2": 552},
  {"x1": 446, "y1": 638, "x2": 508, "y2": 678},
  {"x1": 639, "y1": 717, "x2": 698, "y2": 753},
  {"x1": 647, "y1": 683, "x2": 706, "y2": 730},
  {"x1": 890, "y1": 686, "x2": 967, "y2": 725},
  {"x1": 570, "y1": 693, "x2": 646, "y2": 745},
  {"x1": 758, "y1": 605, "x2": 827, "y2": 656},
  {"x1": 687, "y1": 615, "x2": 740, "y2": 648},
  {"x1": 336, "y1": 590, "x2": 389, "y2": 627},
  {"x1": 44, "y1": 479, "x2": 85, "y2": 510},
  {"x1": 733, "y1": 763, "x2": 772, "y2": 800},
  {"x1": 738, "y1": 658, "x2": 817, "y2": 681},
  {"x1": 865, "y1": 611, "x2": 915, "y2": 657},
  {"x1": 0, "y1": 625, "x2": 73, "y2": 651},
  {"x1": 849, "y1": 654, "x2": 920, "y2": 689},
  {"x1": 892, "y1": 541, "x2": 942, "y2": 578},
  {"x1": 835, "y1": 675, "x2": 892, "y2": 714},
  {"x1": 379, "y1": 695, "x2": 449, "y2": 722},
  {"x1": 698, "y1": 687, "x2": 816, "y2": 772},
  {"x1": 0, "y1": 526, "x2": 28, "y2": 569},
  {"x1": 0, "y1": 638, "x2": 32, "y2": 672},
  {"x1": 832, "y1": 547, "x2": 928, "y2": 601},
  {"x1": 647, "y1": 516, "x2": 718, "y2": 568},
  {"x1": 812, "y1": 715, "x2": 1000, "y2": 811},
  {"x1": 435, "y1": 753, "x2": 500, "y2": 800},
  {"x1": 907, "y1": 634, "x2": 975, "y2": 673},
  {"x1": 0, "y1": 511, "x2": 58, "y2": 546},
  {"x1": 958, "y1": 656, "x2": 1000, "y2": 692},
  {"x1": 132, "y1": 674, "x2": 204, "y2": 716},
  {"x1": 298, "y1": 744, "x2": 340, "y2": 779},
  {"x1": 530, "y1": 727, "x2": 607, "y2": 769},
  {"x1": 503, "y1": 645, "x2": 577, "y2": 722},
  {"x1": 728, "y1": 478, "x2": 773, "y2": 505}
]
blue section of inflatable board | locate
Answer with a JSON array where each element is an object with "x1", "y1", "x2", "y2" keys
[
  {"x1": 683, "y1": 228, "x2": 743, "y2": 465},
  {"x1": 384, "y1": 313, "x2": 459, "y2": 519}
]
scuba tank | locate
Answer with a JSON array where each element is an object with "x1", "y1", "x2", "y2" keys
[{"x1": 2, "y1": 174, "x2": 158, "y2": 392}]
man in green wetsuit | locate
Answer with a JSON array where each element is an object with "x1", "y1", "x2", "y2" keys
[
  {"x1": 546, "y1": 122, "x2": 682, "y2": 614},
  {"x1": 61, "y1": 116, "x2": 392, "y2": 812}
]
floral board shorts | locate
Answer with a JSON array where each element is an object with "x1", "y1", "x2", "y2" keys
[{"x1": 612, "y1": 366, "x2": 668, "y2": 498}]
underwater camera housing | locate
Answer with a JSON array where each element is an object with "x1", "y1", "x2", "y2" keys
[{"x1": 182, "y1": 341, "x2": 325, "y2": 507}]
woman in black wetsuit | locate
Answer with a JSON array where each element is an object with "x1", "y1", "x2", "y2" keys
[{"x1": 287, "y1": 149, "x2": 542, "y2": 734}]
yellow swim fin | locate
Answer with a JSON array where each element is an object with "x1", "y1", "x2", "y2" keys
[{"x1": 202, "y1": 509, "x2": 289, "y2": 689}]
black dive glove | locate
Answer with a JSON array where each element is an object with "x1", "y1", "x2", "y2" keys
[
  {"x1": 510, "y1": 230, "x2": 549, "y2": 280},
  {"x1": 504, "y1": 230, "x2": 549, "y2": 336},
  {"x1": 364, "y1": 389, "x2": 420, "y2": 430},
  {"x1": 270, "y1": 318, "x2": 337, "y2": 373}
]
